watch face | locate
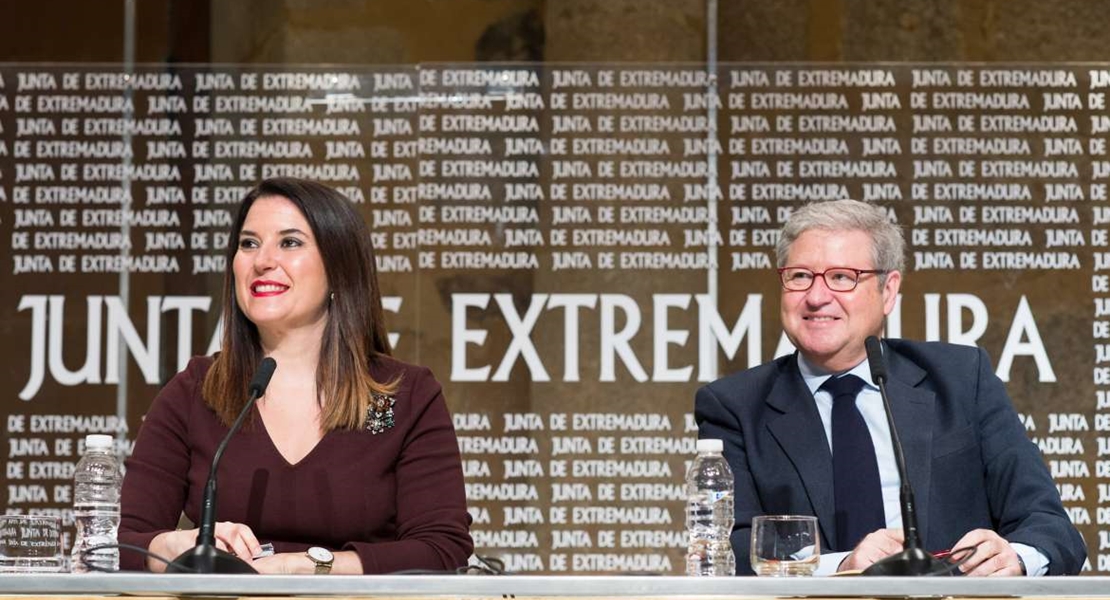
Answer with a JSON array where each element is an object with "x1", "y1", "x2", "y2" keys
[{"x1": 307, "y1": 547, "x2": 333, "y2": 562}]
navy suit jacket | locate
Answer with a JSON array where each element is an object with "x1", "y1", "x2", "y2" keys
[{"x1": 695, "y1": 339, "x2": 1086, "y2": 575}]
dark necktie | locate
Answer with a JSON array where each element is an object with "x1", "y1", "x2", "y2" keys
[{"x1": 822, "y1": 374, "x2": 885, "y2": 552}]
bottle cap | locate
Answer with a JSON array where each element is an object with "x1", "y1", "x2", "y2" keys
[
  {"x1": 85, "y1": 434, "x2": 113, "y2": 450},
  {"x1": 696, "y1": 438, "x2": 723, "y2": 453}
]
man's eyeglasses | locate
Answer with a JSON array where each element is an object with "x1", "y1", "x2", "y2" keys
[{"x1": 777, "y1": 267, "x2": 886, "y2": 292}]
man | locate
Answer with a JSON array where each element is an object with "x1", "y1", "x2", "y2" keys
[{"x1": 695, "y1": 199, "x2": 1086, "y2": 576}]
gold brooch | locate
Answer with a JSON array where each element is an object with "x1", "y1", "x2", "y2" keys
[{"x1": 365, "y1": 393, "x2": 396, "y2": 434}]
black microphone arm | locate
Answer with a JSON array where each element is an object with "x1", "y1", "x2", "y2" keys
[
  {"x1": 167, "y1": 357, "x2": 277, "y2": 574},
  {"x1": 860, "y1": 337, "x2": 951, "y2": 576}
]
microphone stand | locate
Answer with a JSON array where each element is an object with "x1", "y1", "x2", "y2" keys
[
  {"x1": 861, "y1": 338, "x2": 952, "y2": 576},
  {"x1": 167, "y1": 358, "x2": 277, "y2": 574}
]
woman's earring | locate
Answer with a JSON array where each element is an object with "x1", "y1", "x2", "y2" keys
[{"x1": 329, "y1": 292, "x2": 335, "y2": 302}]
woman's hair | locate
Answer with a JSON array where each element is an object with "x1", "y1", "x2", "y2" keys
[
  {"x1": 203, "y1": 177, "x2": 397, "y2": 431},
  {"x1": 775, "y1": 199, "x2": 905, "y2": 281}
]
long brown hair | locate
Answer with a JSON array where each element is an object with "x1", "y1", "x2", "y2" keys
[{"x1": 203, "y1": 178, "x2": 397, "y2": 431}]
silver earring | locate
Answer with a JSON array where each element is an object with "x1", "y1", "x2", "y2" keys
[{"x1": 330, "y1": 292, "x2": 335, "y2": 302}]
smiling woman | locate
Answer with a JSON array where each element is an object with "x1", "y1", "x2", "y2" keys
[
  {"x1": 233, "y1": 196, "x2": 332, "y2": 346},
  {"x1": 117, "y1": 178, "x2": 473, "y2": 575}
]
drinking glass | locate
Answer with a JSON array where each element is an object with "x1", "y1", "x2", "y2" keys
[
  {"x1": 750, "y1": 515, "x2": 819, "y2": 576},
  {"x1": 0, "y1": 515, "x2": 65, "y2": 573}
]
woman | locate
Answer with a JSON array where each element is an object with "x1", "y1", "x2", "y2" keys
[{"x1": 119, "y1": 178, "x2": 473, "y2": 574}]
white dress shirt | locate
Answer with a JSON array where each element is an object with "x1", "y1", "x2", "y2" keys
[{"x1": 795, "y1": 353, "x2": 1047, "y2": 576}]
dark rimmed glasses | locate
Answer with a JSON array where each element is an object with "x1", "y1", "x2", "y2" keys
[{"x1": 777, "y1": 267, "x2": 886, "y2": 292}]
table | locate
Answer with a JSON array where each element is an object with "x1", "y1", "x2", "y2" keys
[{"x1": 0, "y1": 574, "x2": 1107, "y2": 598}]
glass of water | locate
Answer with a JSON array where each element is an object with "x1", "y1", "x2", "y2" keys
[
  {"x1": 0, "y1": 515, "x2": 65, "y2": 573},
  {"x1": 750, "y1": 515, "x2": 819, "y2": 576}
]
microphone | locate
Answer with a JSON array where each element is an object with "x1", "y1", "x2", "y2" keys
[
  {"x1": 860, "y1": 337, "x2": 951, "y2": 576},
  {"x1": 167, "y1": 357, "x2": 277, "y2": 574}
]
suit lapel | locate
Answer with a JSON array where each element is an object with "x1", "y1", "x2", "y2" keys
[
  {"x1": 883, "y1": 346, "x2": 936, "y2": 542},
  {"x1": 765, "y1": 357, "x2": 837, "y2": 548}
]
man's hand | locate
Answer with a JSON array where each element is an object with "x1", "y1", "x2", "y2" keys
[
  {"x1": 950, "y1": 529, "x2": 1023, "y2": 576},
  {"x1": 837, "y1": 529, "x2": 904, "y2": 572}
]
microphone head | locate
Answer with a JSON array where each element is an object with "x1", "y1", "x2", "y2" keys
[
  {"x1": 865, "y1": 336, "x2": 888, "y2": 383},
  {"x1": 248, "y1": 358, "x2": 277, "y2": 397}
]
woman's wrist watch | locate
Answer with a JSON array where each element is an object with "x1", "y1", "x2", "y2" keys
[{"x1": 306, "y1": 547, "x2": 334, "y2": 574}]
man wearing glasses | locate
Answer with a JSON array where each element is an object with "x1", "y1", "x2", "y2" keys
[{"x1": 695, "y1": 199, "x2": 1085, "y2": 576}]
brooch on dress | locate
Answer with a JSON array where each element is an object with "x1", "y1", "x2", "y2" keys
[{"x1": 365, "y1": 393, "x2": 396, "y2": 434}]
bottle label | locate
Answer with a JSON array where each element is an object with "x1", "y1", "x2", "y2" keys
[{"x1": 707, "y1": 491, "x2": 729, "y2": 503}]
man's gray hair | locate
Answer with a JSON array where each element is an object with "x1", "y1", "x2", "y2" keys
[{"x1": 774, "y1": 199, "x2": 905, "y2": 275}]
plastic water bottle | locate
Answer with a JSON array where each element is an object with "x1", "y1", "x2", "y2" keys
[
  {"x1": 685, "y1": 438, "x2": 736, "y2": 576},
  {"x1": 71, "y1": 434, "x2": 122, "y2": 573}
]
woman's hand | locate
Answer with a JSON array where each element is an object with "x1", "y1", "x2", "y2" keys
[
  {"x1": 251, "y1": 552, "x2": 309, "y2": 574},
  {"x1": 251, "y1": 550, "x2": 362, "y2": 575},
  {"x1": 147, "y1": 522, "x2": 263, "y2": 572}
]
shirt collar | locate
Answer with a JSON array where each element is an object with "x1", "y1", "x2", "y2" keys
[{"x1": 797, "y1": 351, "x2": 879, "y2": 396}]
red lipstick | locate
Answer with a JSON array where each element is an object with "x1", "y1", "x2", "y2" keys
[{"x1": 250, "y1": 280, "x2": 289, "y2": 297}]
